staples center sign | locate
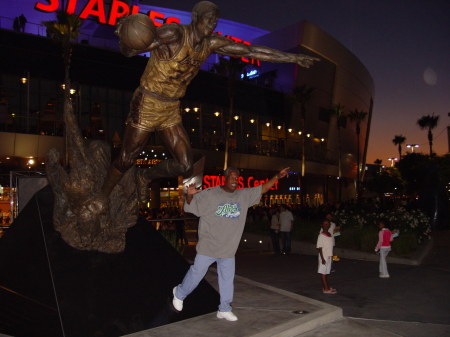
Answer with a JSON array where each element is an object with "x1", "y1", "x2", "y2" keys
[
  {"x1": 203, "y1": 175, "x2": 278, "y2": 190},
  {"x1": 34, "y1": 0, "x2": 260, "y2": 65}
]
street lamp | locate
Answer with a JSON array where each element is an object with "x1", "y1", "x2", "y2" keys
[
  {"x1": 388, "y1": 157, "x2": 398, "y2": 166},
  {"x1": 406, "y1": 144, "x2": 419, "y2": 152},
  {"x1": 21, "y1": 72, "x2": 30, "y2": 133},
  {"x1": 250, "y1": 118, "x2": 259, "y2": 146}
]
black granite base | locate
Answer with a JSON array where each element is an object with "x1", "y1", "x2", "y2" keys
[{"x1": 0, "y1": 185, "x2": 219, "y2": 337}]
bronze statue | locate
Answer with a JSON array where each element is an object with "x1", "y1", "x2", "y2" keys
[
  {"x1": 95, "y1": 1, "x2": 319, "y2": 211},
  {"x1": 46, "y1": 1, "x2": 318, "y2": 253},
  {"x1": 46, "y1": 99, "x2": 138, "y2": 253}
]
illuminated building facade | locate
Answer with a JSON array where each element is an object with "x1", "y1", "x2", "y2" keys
[{"x1": 0, "y1": 0, "x2": 374, "y2": 208}]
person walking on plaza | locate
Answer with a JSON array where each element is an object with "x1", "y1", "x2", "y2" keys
[
  {"x1": 375, "y1": 218, "x2": 393, "y2": 278},
  {"x1": 174, "y1": 211, "x2": 189, "y2": 245},
  {"x1": 321, "y1": 213, "x2": 339, "y2": 237},
  {"x1": 317, "y1": 219, "x2": 336, "y2": 294},
  {"x1": 270, "y1": 209, "x2": 281, "y2": 254},
  {"x1": 320, "y1": 213, "x2": 340, "y2": 271},
  {"x1": 172, "y1": 166, "x2": 290, "y2": 321},
  {"x1": 279, "y1": 204, "x2": 294, "y2": 255}
]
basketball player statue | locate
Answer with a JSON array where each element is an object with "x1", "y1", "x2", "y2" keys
[{"x1": 91, "y1": 1, "x2": 318, "y2": 212}]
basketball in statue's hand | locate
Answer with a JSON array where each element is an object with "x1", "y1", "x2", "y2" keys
[{"x1": 120, "y1": 13, "x2": 156, "y2": 50}]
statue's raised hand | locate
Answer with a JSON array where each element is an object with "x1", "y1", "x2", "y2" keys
[
  {"x1": 114, "y1": 15, "x2": 127, "y2": 37},
  {"x1": 296, "y1": 54, "x2": 320, "y2": 68}
]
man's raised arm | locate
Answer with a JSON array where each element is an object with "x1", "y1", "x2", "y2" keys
[{"x1": 261, "y1": 167, "x2": 290, "y2": 194}]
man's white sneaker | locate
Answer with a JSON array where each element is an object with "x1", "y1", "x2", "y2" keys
[
  {"x1": 217, "y1": 311, "x2": 238, "y2": 321},
  {"x1": 172, "y1": 287, "x2": 183, "y2": 311}
]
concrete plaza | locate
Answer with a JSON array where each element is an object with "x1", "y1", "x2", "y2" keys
[{"x1": 126, "y1": 230, "x2": 450, "y2": 337}]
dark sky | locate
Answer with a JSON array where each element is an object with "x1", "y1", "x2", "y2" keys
[{"x1": 143, "y1": 0, "x2": 450, "y2": 164}]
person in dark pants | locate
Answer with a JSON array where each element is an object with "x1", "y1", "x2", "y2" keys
[
  {"x1": 270, "y1": 209, "x2": 281, "y2": 254},
  {"x1": 279, "y1": 204, "x2": 294, "y2": 254},
  {"x1": 174, "y1": 211, "x2": 189, "y2": 245}
]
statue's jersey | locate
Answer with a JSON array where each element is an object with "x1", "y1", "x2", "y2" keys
[{"x1": 140, "y1": 25, "x2": 211, "y2": 99}]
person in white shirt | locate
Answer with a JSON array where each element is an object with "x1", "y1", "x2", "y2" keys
[
  {"x1": 317, "y1": 219, "x2": 336, "y2": 294},
  {"x1": 173, "y1": 166, "x2": 290, "y2": 321}
]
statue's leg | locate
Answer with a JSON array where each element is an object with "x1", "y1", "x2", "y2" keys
[
  {"x1": 144, "y1": 123, "x2": 193, "y2": 181},
  {"x1": 102, "y1": 124, "x2": 151, "y2": 197}
]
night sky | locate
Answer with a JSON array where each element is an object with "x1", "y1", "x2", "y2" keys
[{"x1": 143, "y1": 0, "x2": 450, "y2": 164}]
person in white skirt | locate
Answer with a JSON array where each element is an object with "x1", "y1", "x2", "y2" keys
[{"x1": 317, "y1": 219, "x2": 336, "y2": 294}]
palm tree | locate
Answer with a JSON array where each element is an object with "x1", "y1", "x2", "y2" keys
[
  {"x1": 292, "y1": 85, "x2": 314, "y2": 203},
  {"x1": 43, "y1": 11, "x2": 83, "y2": 92},
  {"x1": 417, "y1": 113, "x2": 440, "y2": 158},
  {"x1": 374, "y1": 159, "x2": 382, "y2": 172},
  {"x1": 211, "y1": 57, "x2": 246, "y2": 170},
  {"x1": 348, "y1": 109, "x2": 368, "y2": 200},
  {"x1": 392, "y1": 135, "x2": 406, "y2": 161},
  {"x1": 329, "y1": 103, "x2": 345, "y2": 201},
  {"x1": 43, "y1": 12, "x2": 83, "y2": 167}
]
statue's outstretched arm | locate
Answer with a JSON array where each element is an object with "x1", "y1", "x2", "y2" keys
[{"x1": 213, "y1": 37, "x2": 319, "y2": 68}]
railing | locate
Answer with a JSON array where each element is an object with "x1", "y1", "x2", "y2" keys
[{"x1": 0, "y1": 16, "x2": 121, "y2": 51}]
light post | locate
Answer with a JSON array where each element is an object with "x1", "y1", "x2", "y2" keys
[
  {"x1": 249, "y1": 118, "x2": 258, "y2": 152},
  {"x1": 388, "y1": 157, "x2": 398, "y2": 167},
  {"x1": 20, "y1": 72, "x2": 30, "y2": 133},
  {"x1": 233, "y1": 115, "x2": 239, "y2": 152},
  {"x1": 406, "y1": 144, "x2": 419, "y2": 153}
]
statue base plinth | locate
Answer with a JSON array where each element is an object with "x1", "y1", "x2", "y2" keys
[{"x1": 0, "y1": 185, "x2": 219, "y2": 337}]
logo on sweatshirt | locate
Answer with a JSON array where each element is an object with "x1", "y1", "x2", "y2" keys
[{"x1": 215, "y1": 203, "x2": 240, "y2": 218}]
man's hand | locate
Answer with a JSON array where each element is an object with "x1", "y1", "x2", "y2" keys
[
  {"x1": 322, "y1": 258, "x2": 326, "y2": 265},
  {"x1": 276, "y1": 167, "x2": 290, "y2": 179},
  {"x1": 186, "y1": 183, "x2": 201, "y2": 196},
  {"x1": 262, "y1": 167, "x2": 290, "y2": 194},
  {"x1": 296, "y1": 54, "x2": 320, "y2": 68}
]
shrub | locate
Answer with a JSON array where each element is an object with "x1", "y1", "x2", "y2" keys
[{"x1": 244, "y1": 207, "x2": 430, "y2": 256}]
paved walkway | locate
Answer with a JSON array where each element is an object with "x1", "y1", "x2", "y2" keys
[{"x1": 126, "y1": 231, "x2": 450, "y2": 337}]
